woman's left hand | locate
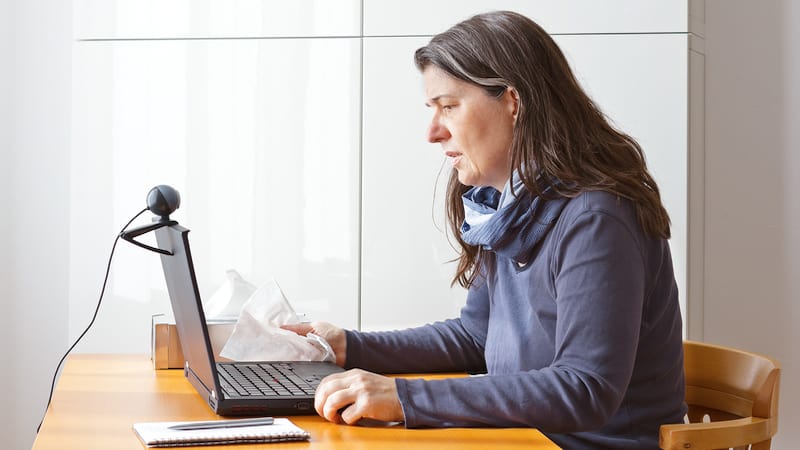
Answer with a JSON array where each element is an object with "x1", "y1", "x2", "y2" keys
[{"x1": 314, "y1": 368, "x2": 404, "y2": 425}]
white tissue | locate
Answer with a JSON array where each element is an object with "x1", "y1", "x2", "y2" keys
[
  {"x1": 203, "y1": 270, "x2": 257, "y2": 320},
  {"x1": 219, "y1": 279, "x2": 334, "y2": 362}
]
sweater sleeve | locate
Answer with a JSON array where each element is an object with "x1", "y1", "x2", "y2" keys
[
  {"x1": 344, "y1": 279, "x2": 490, "y2": 374},
  {"x1": 396, "y1": 207, "x2": 648, "y2": 433}
]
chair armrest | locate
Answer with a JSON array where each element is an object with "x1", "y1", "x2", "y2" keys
[{"x1": 659, "y1": 417, "x2": 775, "y2": 450}]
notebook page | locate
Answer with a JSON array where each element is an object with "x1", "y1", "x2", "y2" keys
[{"x1": 132, "y1": 417, "x2": 310, "y2": 447}]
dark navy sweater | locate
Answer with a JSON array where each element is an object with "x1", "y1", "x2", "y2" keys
[{"x1": 345, "y1": 191, "x2": 686, "y2": 449}]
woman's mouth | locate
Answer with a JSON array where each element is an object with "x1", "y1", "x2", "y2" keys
[{"x1": 445, "y1": 151, "x2": 462, "y2": 167}]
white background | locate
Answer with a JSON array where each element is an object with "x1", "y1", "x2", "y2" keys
[{"x1": 1, "y1": 1, "x2": 798, "y2": 449}]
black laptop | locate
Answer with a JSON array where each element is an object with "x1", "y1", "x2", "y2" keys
[{"x1": 154, "y1": 222, "x2": 344, "y2": 416}]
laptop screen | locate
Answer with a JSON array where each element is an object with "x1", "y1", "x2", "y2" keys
[{"x1": 154, "y1": 223, "x2": 221, "y2": 400}]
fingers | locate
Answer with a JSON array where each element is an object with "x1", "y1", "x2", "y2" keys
[
  {"x1": 339, "y1": 400, "x2": 367, "y2": 425},
  {"x1": 314, "y1": 369, "x2": 404, "y2": 425},
  {"x1": 323, "y1": 389, "x2": 357, "y2": 424},
  {"x1": 280, "y1": 323, "x2": 313, "y2": 336},
  {"x1": 314, "y1": 371, "x2": 351, "y2": 421},
  {"x1": 281, "y1": 322, "x2": 347, "y2": 367},
  {"x1": 281, "y1": 321, "x2": 338, "y2": 339}
]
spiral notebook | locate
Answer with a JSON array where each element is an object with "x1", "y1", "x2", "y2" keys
[{"x1": 132, "y1": 418, "x2": 310, "y2": 447}]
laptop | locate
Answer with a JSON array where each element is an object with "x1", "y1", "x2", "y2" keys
[{"x1": 154, "y1": 222, "x2": 345, "y2": 416}]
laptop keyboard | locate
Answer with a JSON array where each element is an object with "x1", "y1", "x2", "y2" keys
[{"x1": 217, "y1": 363, "x2": 320, "y2": 398}]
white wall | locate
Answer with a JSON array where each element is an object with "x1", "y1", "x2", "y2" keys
[
  {"x1": 0, "y1": 0, "x2": 12, "y2": 444},
  {"x1": 705, "y1": 1, "x2": 800, "y2": 448},
  {"x1": 0, "y1": 1, "x2": 72, "y2": 449}
]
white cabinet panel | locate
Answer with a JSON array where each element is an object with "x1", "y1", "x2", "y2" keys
[
  {"x1": 361, "y1": 34, "x2": 694, "y2": 330},
  {"x1": 361, "y1": 37, "x2": 468, "y2": 331},
  {"x1": 364, "y1": 0, "x2": 690, "y2": 36},
  {"x1": 75, "y1": 0, "x2": 360, "y2": 40},
  {"x1": 70, "y1": 38, "x2": 362, "y2": 351}
]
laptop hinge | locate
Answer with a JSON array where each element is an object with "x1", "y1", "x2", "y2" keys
[{"x1": 185, "y1": 360, "x2": 219, "y2": 409}]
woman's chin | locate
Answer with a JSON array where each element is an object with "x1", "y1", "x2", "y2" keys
[{"x1": 456, "y1": 171, "x2": 478, "y2": 187}]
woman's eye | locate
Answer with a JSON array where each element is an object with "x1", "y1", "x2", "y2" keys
[{"x1": 442, "y1": 105, "x2": 454, "y2": 112}]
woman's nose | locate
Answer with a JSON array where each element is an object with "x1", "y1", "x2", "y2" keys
[{"x1": 427, "y1": 117, "x2": 450, "y2": 143}]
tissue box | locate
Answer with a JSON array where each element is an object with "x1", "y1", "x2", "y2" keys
[{"x1": 151, "y1": 314, "x2": 236, "y2": 369}]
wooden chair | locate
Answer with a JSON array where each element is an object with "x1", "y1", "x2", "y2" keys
[{"x1": 659, "y1": 340, "x2": 780, "y2": 450}]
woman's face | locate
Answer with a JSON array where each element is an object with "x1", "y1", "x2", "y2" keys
[{"x1": 423, "y1": 65, "x2": 517, "y2": 191}]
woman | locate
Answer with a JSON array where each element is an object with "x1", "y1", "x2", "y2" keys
[{"x1": 285, "y1": 10, "x2": 686, "y2": 449}]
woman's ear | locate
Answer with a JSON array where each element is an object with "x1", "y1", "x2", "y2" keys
[{"x1": 506, "y1": 87, "x2": 520, "y2": 123}]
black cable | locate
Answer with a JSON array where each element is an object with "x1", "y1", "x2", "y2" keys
[{"x1": 36, "y1": 207, "x2": 149, "y2": 433}]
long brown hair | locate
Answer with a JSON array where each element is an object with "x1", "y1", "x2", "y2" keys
[{"x1": 415, "y1": 11, "x2": 671, "y2": 289}]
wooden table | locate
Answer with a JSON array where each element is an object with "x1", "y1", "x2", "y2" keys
[{"x1": 33, "y1": 354, "x2": 559, "y2": 449}]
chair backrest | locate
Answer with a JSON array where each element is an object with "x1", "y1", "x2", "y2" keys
[{"x1": 659, "y1": 340, "x2": 780, "y2": 450}]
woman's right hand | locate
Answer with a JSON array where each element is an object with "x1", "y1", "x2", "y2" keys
[{"x1": 282, "y1": 322, "x2": 347, "y2": 367}]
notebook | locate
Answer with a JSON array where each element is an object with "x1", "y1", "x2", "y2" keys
[
  {"x1": 153, "y1": 222, "x2": 344, "y2": 416},
  {"x1": 133, "y1": 417, "x2": 309, "y2": 447}
]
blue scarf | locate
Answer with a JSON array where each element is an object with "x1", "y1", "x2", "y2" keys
[{"x1": 461, "y1": 177, "x2": 568, "y2": 265}]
